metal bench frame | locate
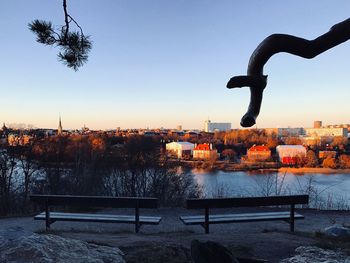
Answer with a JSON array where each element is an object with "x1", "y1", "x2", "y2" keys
[
  {"x1": 180, "y1": 195, "x2": 309, "y2": 233},
  {"x1": 30, "y1": 195, "x2": 161, "y2": 233}
]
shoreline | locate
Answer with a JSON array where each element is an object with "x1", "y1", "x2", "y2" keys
[
  {"x1": 180, "y1": 160, "x2": 350, "y2": 174},
  {"x1": 278, "y1": 167, "x2": 350, "y2": 174}
]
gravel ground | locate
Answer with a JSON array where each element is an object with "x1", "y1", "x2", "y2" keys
[{"x1": 1, "y1": 208, "x2": 349, "y2": 262}]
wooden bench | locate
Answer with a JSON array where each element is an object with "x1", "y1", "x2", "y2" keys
[
  {"x1": 180, "y1": 195, "x2": 309, "y2": 233},
  {"x1": 30, "y1": 195, "x2": 161, "y2": 233}
]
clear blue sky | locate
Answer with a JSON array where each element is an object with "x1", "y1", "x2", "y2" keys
[{"x1": 1, "y1": 1, "x2": 349, "y2": 130}]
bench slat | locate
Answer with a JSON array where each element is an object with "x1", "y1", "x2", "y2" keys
[
  {"x1": 35, "y1": 212, "x2": 161, "y2": 224},
  {"x1": 180, "y1": 212, "x2": 304, "y2": 225},
  {"x1": 187, "y1": 195, "x2": 309, "y2": 209},
  {"x1": 30, "y1": 195, "x2": 158, "y2": 209},
  {"x1": 180, "y1": 211, "x2": 293, "y2": 220}
]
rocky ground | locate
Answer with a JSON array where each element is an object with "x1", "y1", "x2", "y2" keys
[{"x1": 0, "y1": 208, "x2": 349, "y2": 262}]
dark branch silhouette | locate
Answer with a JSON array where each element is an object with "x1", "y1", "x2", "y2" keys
[
  {"x1": 28, "y1": 0, "x2": 92, "y2": 70},
  {"x1": 227, "y1": 18, "x2": 350, "y2": 127}
]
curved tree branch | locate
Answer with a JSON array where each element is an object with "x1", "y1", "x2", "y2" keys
[{"x1": 227, "y1": 18, "x2": 350, "y2": 127}]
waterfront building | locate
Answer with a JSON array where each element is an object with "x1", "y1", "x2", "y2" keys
[
  {"x1": 192, "y1": 143, "x2": 218, "y2": 160},
  {"x1": 247, "y1": 145, "x2": 271, "y2": 161},
  {"x1": 276, "y1": 145, "x2": 306, "y2": 165},
  {"x1": 166, "y1": 141, "x2": 195, "y2": 159}
]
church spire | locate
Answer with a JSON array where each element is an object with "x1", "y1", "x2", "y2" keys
[{"x1": 58, "y1": 115, "x2": 63, "y2": 136}]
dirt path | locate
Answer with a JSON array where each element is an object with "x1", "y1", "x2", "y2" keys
[{"x1": 1, "y1": 208, "x2": 349, "y2": 262}]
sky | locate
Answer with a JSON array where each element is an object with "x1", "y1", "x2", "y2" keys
[{"x1": 1, "y1": 1, "x2": 350, "y2": 130}]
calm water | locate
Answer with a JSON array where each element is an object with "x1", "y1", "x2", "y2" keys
[{"x1": 191, "y1": 170, "x2": 350, "y2": 210}]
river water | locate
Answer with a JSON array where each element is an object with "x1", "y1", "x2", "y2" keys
[{"x1": 191, "y1": 170, "x2": 350, "y2": 210}]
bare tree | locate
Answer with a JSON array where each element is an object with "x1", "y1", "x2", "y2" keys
[
  {"x1": 104, "y1": 136, "x2": 201, "y2": 206},
  {"x1": 0, "y1": 148, "x2": 18, "y2": 215},
  {"x1": 17, "y1": 144, "x2": 40, "y2": 204}
]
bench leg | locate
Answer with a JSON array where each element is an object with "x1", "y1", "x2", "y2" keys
[
  {"x1": 204, "y1": 207, "x2": 209, "y2": 234},
  {"x1": 45, "y1": 200, "x2": 50, "y2": 230},
  {"x1": 135, "y1": 203, "x2": 140, "y2": 233},
  {"x1": 135, "y1": 222, "x2": 140, "y2": 233},
  {"x1": 290, "y1": 204, "x2": 295, "y2": 232},
  {"x1": 45, "y1": 220, "x2": 50, "y2": 230},
  {"x1": 135, "y1": 223, "x2": 142, "y2": 233}
]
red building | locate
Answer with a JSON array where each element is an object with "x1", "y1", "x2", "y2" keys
[
  {"x1": 193, "y1": 143, "x2": 218, "y2": 160},
  {"x1": 247, "y1": 145, "x2": 271, "y2": 161},
  {"x1": 276, "y1": 145, "x2": 306, "y2": 165}
]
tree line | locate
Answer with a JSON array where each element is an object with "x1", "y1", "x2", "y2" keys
[{"x1": 0, "y1": 134, "x2": 200, "y2": 216}]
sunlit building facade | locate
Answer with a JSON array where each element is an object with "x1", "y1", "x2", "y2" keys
[{"x1": 204, "y1": 119, "x2": 231, "y2": 133}]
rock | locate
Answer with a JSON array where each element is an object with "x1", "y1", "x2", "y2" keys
[
  {"x1": 324, "y1": 224, "x2": 350, "y2": 237},
  {"x1": 191, "y1": 239, "x2": 239, "y2": 263},
  {"x1": 0, "y1": 227, "x2": 125, "y2": 263},
  {"x1": 121, "y1": 243, "x2": 191, "y2": 263},
  {"x1": 280, "y1": 246, "x2": 347, "y2": 263}
]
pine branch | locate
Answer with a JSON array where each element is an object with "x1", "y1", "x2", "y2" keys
[{"x1": 29, "y1": 0, "x2": 92, "y2": 70}]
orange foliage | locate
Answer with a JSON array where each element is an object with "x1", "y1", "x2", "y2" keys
[
  {"x1": 339, "y1": 154, "x2": 350, "y2": 169},
  {"x1": 322, "y1": 156, "x2": 337, "y2": 169}
]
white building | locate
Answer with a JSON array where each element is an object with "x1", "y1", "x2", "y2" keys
[
  {"x1": 276, "y1": 145, "x2": 307, "y2": 163},
  {"x1": 166, "y1": 142, "x2": 195, "y2": 158},
  {"x1": 204, "y1": 119, "x2": 231, "y2": 133}
]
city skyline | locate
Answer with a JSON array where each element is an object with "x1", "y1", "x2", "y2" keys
[
  {"x1": 2, "y1": 116, "x2": 350, "y2": 132},
  {"x1": 1, "y1": 1, "x2": 350, "y2": 130}
]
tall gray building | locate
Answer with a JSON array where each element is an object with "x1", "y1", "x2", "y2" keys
[{"x1": 204, "y1": 119, "x2": 231, "y2": 133}]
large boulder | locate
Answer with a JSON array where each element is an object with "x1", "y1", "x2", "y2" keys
[
  {"x1": 0, "y1": 227, "x2": 125, "y2": 263},
  {"x1": 191, "y1": 239, "x2": 239, "y2": 263},
  {"x1": 190, "y1": 240, "x2": 267, "y2": 263},
  {"x1": 280, "y1": 246, "x2": 348, "y2": 263},
  {"x1": 324, "y1": 224, "x2": 350, "y2": 237}
]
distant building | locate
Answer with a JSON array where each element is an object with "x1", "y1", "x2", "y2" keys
[
  {"x1": 247, "y1": 145, "x2": 271, "y2": 161},
  {"x1": 264, "y1": 128, "x2": 304, "y2": 137},
  {"x1": 314, "y1": 120, "x2": 322, "y2": 128},
  {"x1": 193, "y1": 143, "x2": 218, "y2": 160},
  {"x1": 1, "y1": 123, "x2": 8, "y2": 138},
  {"x1": 204, "y1": 119, "x2": 231, "y2": 133},
  {"x1": 183, "y1": 131, "x2": 199, "y2": 140},
  {"x1": 7, "y1": 134, "x2": 32, "y2": 146},
  {"x1": 302, "y1": 136, "x2": 320, "y2": 146},
  {"x1": 58, "y1": 116, "x2": 63, "y2": 136},
  {"x1": 305, "y1": 127, "x2": 348, "y2": 138},
  {"x1": 276, "y1": 145, "x2": 306, "y2": 165},
  {"x1": 169, "y1": 130, "x2": 184, "y2": 137},
  {"x1": 143, "y1": 131, "x2": 158, "y2": 136},
  {"x1": 166, "y1": 142, "x2": 195, "y2": 159},
  {"x1": 177, "y1": 125, "x2": 182, "y2": 131}
]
